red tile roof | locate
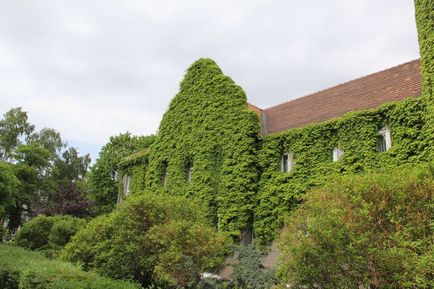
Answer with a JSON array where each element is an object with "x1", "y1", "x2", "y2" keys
[{"x1": 260, "y1": 59, "x2": 422, "y2": 134}]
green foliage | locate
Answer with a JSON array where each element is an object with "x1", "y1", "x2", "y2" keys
[
  {"x1": 415, "y1": 0, "x2": 434, "y2": 164},
  {"x1": 415, "y1": 0, "x2": 434, "y2": 100},
  {"x1": 0, "y1": 161, "x2": 19, "y2": 219},
  {"x1": 62, "y1": 193, "x2": 231, "y2": 288},
  {"x1": 277, "y1": 165, "x2": 434, "y2": 289},
  {"x1": 231, "y1": 245, "x2": 277, "y2": 289},
  {"x1": 0, "y1": 107, "x2": 91, "y2": 233},
  {"x1": 88, "y1": 133, "x2": 155, "y2": 215},
  {"x1": 0, "y1": 107, "x2": 35, "y2": 161},
  {"x1": 0, "y1": 244, "x2": 140, "y2": 289},
  {"x1": 118, "y1": 148, "x2": 150, "y2": 199},
  {"x1": 15, "y1": 215, "x2": 86, "y2": 257},
  {"x1": 53, "y1": 147, "x2": 91, "y2": 182},
  {"x1": 145, "y1": 58, "x2": 260, "y2": 238},
  {"x1": 254, "y1": 97, "x2": 429, "y2": 244},
  {"x1": 28, "y1": 127, "x2": 65, "y2": 157}
]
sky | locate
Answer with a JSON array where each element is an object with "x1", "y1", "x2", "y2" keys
[{"x1": 0, "y1": 0, "x2": 420, "y2": 162}]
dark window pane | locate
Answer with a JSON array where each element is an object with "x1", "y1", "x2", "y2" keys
[
  {"x1": 378, "y1": 135, "x2": 387, "y2": 152},
  {"x1": 282, "y1": 154, "x2": 288, "y2": 172}
]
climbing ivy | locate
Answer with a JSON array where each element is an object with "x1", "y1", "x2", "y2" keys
[
  {"x1": 144, "y1": 59, "x2": 260, "y2": 238},
  {"x1": 118, "y1": 149, "x2": 150, "y2": 200},
  {"x1": 415, "y1": 0, "x2": 434, "y2": 163},
  {"x1": 254, "y1": 97, "x2": 428, "y2": 244},
  {"x1": 415, "y1": 0, "x2": 434, "y2": 100},
  {"x1": 118, "y1": 2, "x2": 434, "y2": 245}
]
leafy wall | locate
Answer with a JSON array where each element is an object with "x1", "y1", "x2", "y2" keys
[
  {"x1": 415, "y1": 0, "x2": 434, "y2": 163},
  {"x1": 254, "y1": 97, "x2": 427, "y2": 244},
  {"x1": 415, "y1": 0, "x2": 434, "y2": 100},
  {"x1": 118, "y1": 2, "x2": 434, "y2": 244},
  {"x1": 144, "y1": 58, "x2": 260, "y2": 238},
  {"x1": 118, "y1": 149, "x2": 149, "y2": 200}
]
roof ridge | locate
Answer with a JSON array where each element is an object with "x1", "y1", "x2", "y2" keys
[{"x1": 264, "y1": 58, "x2": 420, "y2": 111}]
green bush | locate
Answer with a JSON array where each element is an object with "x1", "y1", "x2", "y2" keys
[
  {"x1": 277, "y1": 165, "x2": 434, "y2": 289},
  {"x1": 62, "y1": 193, "x2": 231, "y2": 288},
  {"x1": 0, "y1": 243, "x2": 140, "y2": 289},
  {"x1": 15, "y1": 214, "x2": 86, "y2": 256},
  {"x1": 231, "y1": 245, "x2": 277, "y2": 289}
]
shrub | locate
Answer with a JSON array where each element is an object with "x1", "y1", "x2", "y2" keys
[
  {"x1": 277, "y1": 165, "x2": 434, "y2": 289},
  {"x1": 0, "y1": 243, "x2": 140, "y2": 289},
  {"x1": 231, "y1": 245, "x2": 277, "y2": 289},
  {"x1": 62, "y1": 193, "x2": 231, "y2": 288},
  {"x1": 15, "y1": 214, "x2": 86, "y2": 256}
]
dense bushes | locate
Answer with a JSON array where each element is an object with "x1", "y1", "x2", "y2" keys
[
  {"x1": 15, "y1": 215, "x2": 86, "y2": 256},
  {"x1": 277, "y1": 165, "x2": 434, "y2": 289},
  {"x1": 0, "y1": 244, "x2": 140, "y2": 289},
  {"x1": 62, "y1": 193, "x2": 231, "y2": 288}
]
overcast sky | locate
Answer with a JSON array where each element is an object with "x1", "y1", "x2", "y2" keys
[{"x1": 0, "y1": 0, "x2": 420, "y2": 162}]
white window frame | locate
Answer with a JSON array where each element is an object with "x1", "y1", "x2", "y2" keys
[
  {"x1": 123, "y1": 174, "x2": 131, "y2": 196},
  {"x1": 187, "y1": 165, "x2": 193, "y2": 182},
  {"x1": 281, "y1": 152, "x2": 294, "y2": 172},
  {"x1": 378, "y1": 125, "x2": 392, "y2": 152},
  {"x1": 333, "y1": 147, "x2": 344, "y2": 162}
]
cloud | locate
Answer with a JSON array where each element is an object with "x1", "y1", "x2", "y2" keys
[{"x1": 0, "y1": 0, "x2": 420, "y2": 161}]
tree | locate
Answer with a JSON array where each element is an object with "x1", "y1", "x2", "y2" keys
[
  {"x1": 0, "y1": 161, "x2": 20, "y2": 236},
  {"x1": 28, "y1": 128, "x2": 65, "y2": 158},
  {"x1": 88, "y1": 133, "x2": 155, "y2": 215},
  {"x1": 5, "y1": 143, "x2": 54, "y2": 231},
  {"x1": 32, "y1": 147, "x2": 92, "y2": 217},
  {"x1": 0, "y1": 107, "x2": 35, "y2": 161},
  {"x1": 0, "y1": 107, "x2": 92, "y2": 232},
  {"x1": 53, "y1": 147, "x2": 90, "y2": 182}
]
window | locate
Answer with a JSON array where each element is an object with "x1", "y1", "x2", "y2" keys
[
  {"x1": 161, "y1": 161, "x2": 168, "y2": 186},
  {"x1": 122, "y1": 174, "x2": 131, "y2": 196},
  {"x1": 333, "y1": 147, "x2": 344, "y2": 161},
  {"x1": 378, "y1": 125, "x2": 392, "y2": 152},
  {"x1": 281, "y1": 153, "x2": 294, "y2": 172},
  {"x1": 186, "y1": 161, "x2": 193, "y2": 182}
]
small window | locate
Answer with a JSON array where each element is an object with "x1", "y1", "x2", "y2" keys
[
  {"x1": 378, "y1": 125, "x2": 392, "y2": 152},
  {"x1": 281, "y1": 153, "x2": 294, "y2": 172},
  {"x1": 186, "y1": 162, "x2": 193, "y2": 182},
  {"x1": 333, "y1": 147, "x2": 344, "y2": 162},
  {"x1": 161, "y1": 161, "x2": 168, "y2": 186},
  {"x1": 123, "y1": 174, "x2": 131, "y2": 196}
]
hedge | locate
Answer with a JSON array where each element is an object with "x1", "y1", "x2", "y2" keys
[{"x1": 0, "y1": 244, "x2": 140, "y2": 289}]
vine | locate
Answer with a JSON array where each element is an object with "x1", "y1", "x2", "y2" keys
[
  {"x1": 254, "y1": 97, "x2": 428, "y2": 244},
  {"x1": 144, "y1": 59, "x2": 260, "y2": 238},
  {"x1": 117, "y1": 1, "x2": 434, "y2": 244}
]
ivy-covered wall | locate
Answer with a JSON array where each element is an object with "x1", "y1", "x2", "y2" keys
[
  {"x1": 254, "y1": 97, "x2": 427, "y2": 244},
  {"x1": 117, "y1": 1, "x2": 434, "y2": 244},
  {"x1": 415, "y1": 0, "x2": 434, "y2": 163},
  {"x1": 143, "y1": 59, "x2": 260, "y2": 238},
  {"x1": 415, "y1": 0, "x2": 434, "y2": 100},
  {"x1": 118, "y1": 149, "x2": 150, "y2": 201}
]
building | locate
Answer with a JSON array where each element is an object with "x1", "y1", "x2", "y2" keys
[{"x1": 118, "y1": 57, "x2": 427, "y2": 245}]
